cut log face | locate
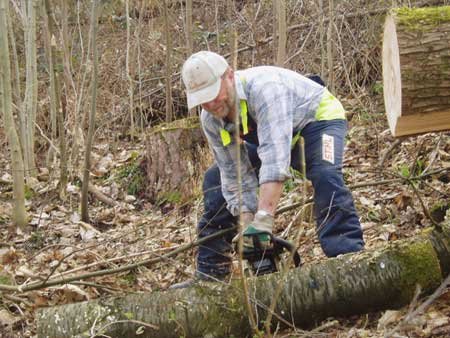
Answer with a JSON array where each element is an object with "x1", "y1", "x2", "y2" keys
[
  {"x1": 382, "y1": 6, "x2": 450, "y2": 137},
  {"x1": 145, "y1": 117, "x2": 211, "y2": 204}
]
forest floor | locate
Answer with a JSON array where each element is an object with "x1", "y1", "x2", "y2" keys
[{"x1": 0, "y1": 107, "x2": 450, "y2": 337}]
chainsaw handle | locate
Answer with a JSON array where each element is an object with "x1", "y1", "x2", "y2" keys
[
  {"x1": 272, "y1": 236, "x2": 302, "y2": 267},
  {"x1": 271, "y1": 236, "x2": 301, "y2": 267}
]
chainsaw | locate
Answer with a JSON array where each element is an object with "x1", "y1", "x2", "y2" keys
[{"x1": 241, "y1": 234, "x2": 301, "y2": 276}]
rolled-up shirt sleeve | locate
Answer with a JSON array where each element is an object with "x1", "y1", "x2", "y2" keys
[
  {"x1": 201, "y1": 110, "x2": 258, "y2": 216},
  {"x1": 252, "y1": 82, "x2": 293, "y2": 184}
]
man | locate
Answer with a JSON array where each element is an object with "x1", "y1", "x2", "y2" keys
[{"x1": 172, "y1": 51, "x2": 364, "y2": 288}]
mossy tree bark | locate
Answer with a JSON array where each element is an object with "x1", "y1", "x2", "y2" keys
[
  {"x1": 145, "y1": 117, "x2": 210, "y2": 204},
  {"x1": 37, "y1": 224, "x2": 450, "y2": 338},
  {"x1": 383, "y1": 6, "x2": 450, "y2": 137}
]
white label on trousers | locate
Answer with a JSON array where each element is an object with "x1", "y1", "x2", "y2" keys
[{"x1": 322, "y1": 134, "x2": 334, "y2": 164}]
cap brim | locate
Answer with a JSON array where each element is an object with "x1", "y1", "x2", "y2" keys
[{"x1": 186, "y1": 78, "x2": 221, "y2": 110}]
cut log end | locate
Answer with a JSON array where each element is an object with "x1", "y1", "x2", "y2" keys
[
  {"x1": 382, "y1": 7, "x2": 450, "y2": 137},
  {"x1": 382, "y1": 14, "x2": 402, "y2": 136}
]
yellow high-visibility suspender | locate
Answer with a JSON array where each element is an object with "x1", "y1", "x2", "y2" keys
[{"x1": 220, "y1": 100, "x2": 249, "y2": 146}]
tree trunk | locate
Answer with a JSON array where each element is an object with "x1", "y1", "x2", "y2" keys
[
  {"x1": 42, "y1": 0, "x2": 59, "y2": 161},
  {"x1": 319, "y1": 0, "x2": 325, "y2": 79},
  {"x1": 382, "y1": 6, "x2": 450, "y2": 137},
  {"x1": 0, "y1": 0, "x2": 28, "y2": 229},
  {"x1": 125, "y1": 0, "x2": 136, "y2": 135},
  {"x1": 6, "y1": 2, "x2": 21, "y2": 109},
  {"x1": 274, "y1": 0, "x2": 286, "y2": 66},
  {"x1": 185, "y1": 0, "x2": 195, "y2": 117},
  {"x1": 80, "y1": 0, "x2": 99, "y2": 223},
  {"x1": 326, "y1": 0, "x2": 335, "y2": 92},
  {"x1": 228, "y1": 0, "x2": 238, "y2": 69},
  {"x1": 163, "y1": 0, "x2": 173, "y2": 123},
  {"x1": 145, "y1": 117, "x2": 209, "y2": 204},
  {"x1": 37, "y1": 223, "x2": 450, "y2": 338},
  {"x1": 22, "y1": 0, "x2": 38, "y2": 178},
  {"x1": 185, "y1": 0, "x2": 193, "y2": 57}
]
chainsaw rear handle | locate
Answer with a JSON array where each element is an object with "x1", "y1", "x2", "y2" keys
[{"x1": 271, "y1": 236, "x2": 302, "y2": 268}]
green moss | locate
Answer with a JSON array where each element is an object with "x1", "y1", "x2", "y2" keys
[
  {"x1": 0, "y1": 274, "x2": 11, "y2": 285},
  {"x1": 26, "y1": 231, "x2": 45, "y2": 250},
  {"x1": 395, "y1": 6, "x2": 450, "y2": 32},
  {"x1": 120, "y1": 272, "x2": 137, "y2": 286},
  {"x1": 116, "y1": 158, "x2": 145, "y2": 196},
  {"x1": 157, "y1": 190, "x2": 182, "y2": 204},
  {"x1": 394, "y1": 240, "x2": 442, "y2": 301},
  {"x1": 24, "y1": 184, "x2": 34, "y2": 199},
  {"x1": 150, "y1": 117, "x2": 200, "y2": 135}
]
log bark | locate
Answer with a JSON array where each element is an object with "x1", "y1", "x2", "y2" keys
[
  {"x1": 382, "y1": 6, "x2": 450, "y2": 137},
  {"x1": 37, "y1": 222, "x2": 450, "y2": 338},
  {"x1": 145, "y1": 117, "x2": 210, "y2": 204}
]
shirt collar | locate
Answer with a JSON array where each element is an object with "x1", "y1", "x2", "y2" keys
[{"x1": 234, "y1": 72, "x2": 247, "y2": 101}]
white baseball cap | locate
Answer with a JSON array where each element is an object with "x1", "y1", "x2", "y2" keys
[{"x1": 181, "y1": 51, "x2": 229, "y2": 109}]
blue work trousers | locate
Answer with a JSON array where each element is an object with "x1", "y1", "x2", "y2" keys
[{"x1": 197, "y1": 119, "x2": 364, "y2": 277}]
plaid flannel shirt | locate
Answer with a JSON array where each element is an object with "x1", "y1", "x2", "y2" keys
[{"x1": 201, "y1": 66, "x2": 325, "y2": 216}]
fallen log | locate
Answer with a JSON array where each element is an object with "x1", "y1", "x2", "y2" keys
[
  {"x1": 382, "y1": 6, "x2": 450, "y2": 137},
  {"x1": 37, "y1": 219, "x2": 450, "y2": 338}
]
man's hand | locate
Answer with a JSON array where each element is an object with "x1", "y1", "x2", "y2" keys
[{"x1": 242, "y1": 210, "x2": 274, "y2": 249}]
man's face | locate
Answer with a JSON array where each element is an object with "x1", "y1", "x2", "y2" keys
[{"x1": 201, "y1": 71, "x2": 236, "y2": 120}]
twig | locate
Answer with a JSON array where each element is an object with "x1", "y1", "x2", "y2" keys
[
  {"x1": 422, "y1": 133, "x2": 443, "y2": 175},
  {"x1": 76, "y1": 174, "x2": 118, "y2": 207},
  {"x1": 0, "y1": 227, "x2": 236, "y2": 292},
  {"x1": 378, "y1": 139, "x2": 403, "y2": 168},
  {"x1": 422, "y1": 181, "x2": 449, "y2": 197},
  {"x1": 27, "y1": 223, "x2": 147, "y2": 262},
  {"x1": 1, "y1": 293, "x2": 33, "y2": 307},
  {"x1": 35, "y1": 122, "x2": 60, "y2": 155},
  {"x1": 55, "y1": 246, "x2": 177, "y2": 278},
  {"x1": 137, "y1": 5, "x2": 404, "y2": 103},
  {"x1": 233, "y1": 88, "x2": 258, "y2": 333},
  {"x1": 70, "y1": 281, "x2": 127, "y2": 293},
  {"x1": 385, "y1": 273, "x2": 450, "y2": 337},
  {"x1": 406, "y1": 177, "x2": 438, "y2": 226},
  {"x1": 275, "y1": 168, "x2": 449, "y2": 215},
  {"x1": 265, "y1": 137, "x2": 308, "y2": 335},
  {"x1": 41, "y1": 242, "x2": 116, "y2": 286},
  {"x1": 410, "y1": 137, "x2": 426, "y2": 178}
]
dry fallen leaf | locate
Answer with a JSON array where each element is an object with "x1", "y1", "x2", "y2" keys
[{"x1": 377, "y1": 309, "x2": 402, "y2": 330}]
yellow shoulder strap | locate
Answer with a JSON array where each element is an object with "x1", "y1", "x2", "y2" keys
[
  {"x1": 220, "y1": 128, "x2": 231, "y2": 146},
  {"x1": 239, "y1": 75, "x2": 249, "y2": 135},
  {"x1": 220, "y1": 75, "x2": 249, "y2": 146},
  {"x1": 240, "y1": 100, "x2": 248, "y2": 135}
]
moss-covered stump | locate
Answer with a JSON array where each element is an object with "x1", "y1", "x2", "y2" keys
[
  {"x1": 37, "y1": 225, "x2": 450, "y2": 338},
  {"x1": 145, "y1": 117, "x2": 211, "y2": 204},
  {"x1": 382, "y1": 6, "x2": 450, "y2": 137}
]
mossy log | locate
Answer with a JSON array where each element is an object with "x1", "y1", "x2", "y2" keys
[
  {"x1": 382, "y1": 6, "x2": 450, "y2": 137},
  {"x1": 37, "y1": 224, "x2": 450, "y2": 338},
  {"x1": 145, "y1": 117, "x2": 210, "y2": 204}
]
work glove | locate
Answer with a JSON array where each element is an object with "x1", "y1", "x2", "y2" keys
[{"x1": 233, "y1": 210, "x2": 274, "y2": 250}]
